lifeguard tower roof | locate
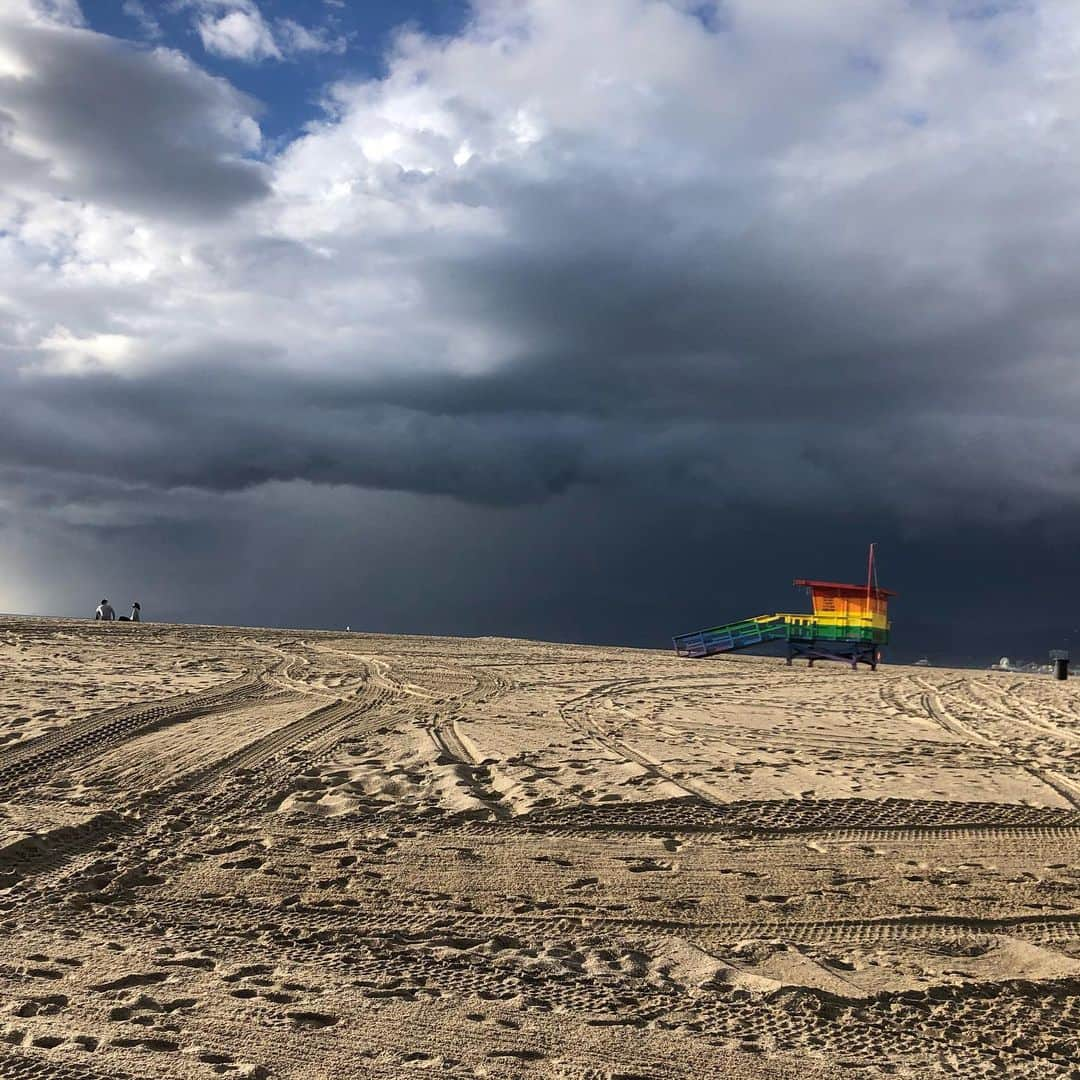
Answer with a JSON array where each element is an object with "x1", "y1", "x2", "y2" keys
[{"x1": 793, "y1": 579, "x2": 897, "y2": 597}]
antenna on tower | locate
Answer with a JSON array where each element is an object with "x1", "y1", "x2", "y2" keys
[{"x1": 865, "y1": 542, "x2": 876, "y2": 607}]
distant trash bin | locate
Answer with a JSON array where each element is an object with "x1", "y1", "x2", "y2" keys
[{"x1": 1050, "y1": 650, "x2": 1069, "y2": 681}]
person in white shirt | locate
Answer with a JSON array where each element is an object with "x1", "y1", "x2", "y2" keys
[
  {"x1": 130, "y1": 602, "x2": 141, "y2": 622},
  {"x1": 95, "y1": 599, "x2": 115, "y2": 621}
]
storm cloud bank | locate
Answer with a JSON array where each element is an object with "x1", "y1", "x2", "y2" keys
[{"x1": 2, "y1": 0, "x2": 1080, "y2": 648}]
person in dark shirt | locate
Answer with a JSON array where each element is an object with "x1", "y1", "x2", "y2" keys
[{"x1": 95, "y1": 599, "x2": 115, "y2": 621}]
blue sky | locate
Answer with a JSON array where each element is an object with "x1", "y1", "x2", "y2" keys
[{"x1": 80, "y1": 0, "x2": 470, "y2": 141}]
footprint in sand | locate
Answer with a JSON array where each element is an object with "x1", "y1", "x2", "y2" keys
[
  {"x1": 286, "y1": 1011, "x2": 338, "y2": 1030},
  {"x1": 90, "y1": 972, "x2": 169, "y2": 992}
]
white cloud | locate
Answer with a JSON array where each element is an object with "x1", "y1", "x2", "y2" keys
[
  {"x1": 29, "y1": 0, "x2": 84, "y2": 26},
  {"x1": 0, "y1": 12, "x2": 267, "y2": 219},
  {"x1": 1, "y1": 0, "x2": 83, "y2": 28},
  {"x1": 276, "y1": 18, "x2": 346, "y2": 56},
  {"x1": 190, "y1": 2, "x2": 348, "y2": 63},
  {"x1": 32, "y1": 327, "x2": 138, "y2": 376},
  {"x1": 197, "y1": 6, "x2": 281, "y2": 62},
  {"x1": 121, "y1": 0, "x2": 162, "y2": 40}
]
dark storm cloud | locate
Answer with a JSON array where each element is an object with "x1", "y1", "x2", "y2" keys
[
  {"x1": 0, "y1": 16, "x2": 268, "y2": 217},
  {"x1": 0, "y1": 356, "x2": 588, "y2": 503},
  {"x1": 7, "y1": 466, "x2": 1080, "y2": 666},
  {"x1": 2, "y1": 151, "x2": 1074, "y2": 521}
]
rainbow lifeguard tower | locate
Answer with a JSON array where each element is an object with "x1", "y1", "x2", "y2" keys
[{"x1": 673, "y1": 550, "x2": 895, "y2": 670}]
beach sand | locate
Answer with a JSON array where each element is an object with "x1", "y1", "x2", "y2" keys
[{"x1": 0, "y1": 616, "x2": 1078, "y2": 1078}]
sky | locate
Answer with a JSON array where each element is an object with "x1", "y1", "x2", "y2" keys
[{"x1": 2, "y1": 0, "x2": 1080, "y2": 665}]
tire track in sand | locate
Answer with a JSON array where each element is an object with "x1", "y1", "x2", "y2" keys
[
  {"x1": 423, "y1": 667, "x2": 513, "y2": 817},
  {"x1": 912, "y1": 675, "x2": 1080, "y2": 811},
  {"x1": 81, "y1": 893, "x2": 1080, "y2": 950},
  {"x1": 428, "y1": 665, "x2": 506, "y2": 766},
  {"x1": 0, "y1": 671, "x2": 270, "y2": 797},
  {"x1": 1, "y1": 657, "x2": 400, "y2": 895},
  {"x1": 560, "y1": 677, "x2": 727, "y2": 807}
]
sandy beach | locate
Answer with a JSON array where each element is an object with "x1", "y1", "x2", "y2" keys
[{"x1": 1, "y1": 616, "x2": 1078, "y2": 1078}]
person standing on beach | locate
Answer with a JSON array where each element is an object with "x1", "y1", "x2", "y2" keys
[
  {"x1": 130, "y1": 602, "x2": 141, "y2": 622},
  {"x1": 95, "y1": 599, "x2": 115, "y2": 621}
]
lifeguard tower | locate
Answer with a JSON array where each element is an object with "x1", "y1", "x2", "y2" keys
[{"x1": 673, "y1": 547, "x2": 895, "y2": 670}]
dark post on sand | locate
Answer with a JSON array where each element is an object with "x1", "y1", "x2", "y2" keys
[{"x1": 1050, "y1": 650, "x2": 1069, "y2": 681}]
